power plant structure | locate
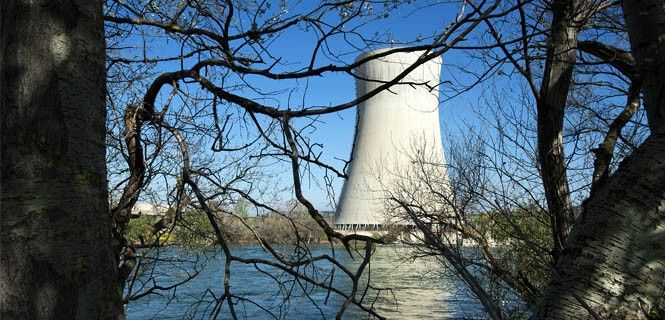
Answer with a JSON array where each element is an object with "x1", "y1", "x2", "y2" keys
[{"x1": 334, "y1": 49, "x2": 448, "y2": 231}]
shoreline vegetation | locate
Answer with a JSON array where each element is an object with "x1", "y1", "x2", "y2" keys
[
  {"x1": 126, "y1": 208, "x2": 343, "y2": 248},
  {"x1": 124, "y1": 204, "x2": 418, "y2": 249},
  {"x1": 125, "y1": 204, "x2": 548, "y2": 250}
]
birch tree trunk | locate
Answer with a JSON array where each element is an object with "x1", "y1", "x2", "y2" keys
[
  {"x1": 1, "y1": 1, "x2": 123, "y2": 319},
  {"x1": 536, "y1": 1, "x2": 665, "y2": 317},
  {"x1": 535, "y1": 129, "x2": 665, "y2": 319}
]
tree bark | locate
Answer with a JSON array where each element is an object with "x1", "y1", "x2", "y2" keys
[
  {"x1": 535, "y1": 129, "x2": 665, "y2": 319},
  {"x1": 536, "y1": 2, "x2": 665, "y2": 317},
  {"x1": 537, "y1": 0, "x2": 589, "y2": 258},
  {"x1": 1, "y1": 1, "x2": 123, "y2": 319},
  {"x1": 622, "y1": 0, "x2": 665, "y2": 131}
]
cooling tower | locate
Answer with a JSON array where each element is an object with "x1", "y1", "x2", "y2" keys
[{"x1": 335, "y1": 49, "x2": 447, "y2": 230}]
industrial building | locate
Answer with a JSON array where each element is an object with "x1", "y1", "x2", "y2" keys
[{"x1": 335, "y1": 49, "x2": 448, "y2": 231}]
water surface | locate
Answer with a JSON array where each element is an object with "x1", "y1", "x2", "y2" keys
[{"x1": 125, "y1": 244, "x2": 485, "y2": 319}]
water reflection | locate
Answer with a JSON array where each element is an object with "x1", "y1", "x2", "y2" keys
[{"x1": 125, "y1": 244, "x2": 485, "y2": 319}]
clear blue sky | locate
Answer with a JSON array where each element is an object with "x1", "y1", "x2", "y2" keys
[
  {"x1": 110, "y1": 1, "x2": 530, "y2": 211},
  {"x1": 263, "y1": 2, "x2": 486, "y2": 209}
]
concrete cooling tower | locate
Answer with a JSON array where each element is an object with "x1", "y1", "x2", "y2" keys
[{"x1": 335, "y1": 49, "x2": 447, "y2": 230}]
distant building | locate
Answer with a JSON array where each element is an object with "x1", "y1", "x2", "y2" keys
[
  {"x1": 335, "y1": 49, "x2": 448, "y2": 231},
  {"x1": 132, "y1": 202, "x2": 169, "y2": 217}
]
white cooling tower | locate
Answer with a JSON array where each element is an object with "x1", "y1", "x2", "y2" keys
[{"x1": 335, "y1": 49, "x2": 447, "y2": 230}]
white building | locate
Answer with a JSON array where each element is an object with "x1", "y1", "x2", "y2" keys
[
  {"x1": 131, "y1": 202, "x2": 169, "y2": 217},
  {"x1": 335, "y1": 49, "x2": 448, "y2": 231}
]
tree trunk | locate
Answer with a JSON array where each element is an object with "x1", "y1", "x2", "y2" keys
[
  {"x1": 536, "y1": 2, "x2": 665, "y2": 317},
  {"x1": 623, "y1": 0, "x2": 665, "y2": 131},
  {"x1": 537, "y1": 0, "x2": 588, "y2": 258},
  {"x1": 534, "y1": 129, "x2": 665, "y2": 319},
  {"x1": 1, "y1": 1, "x2": 123, "y2": 319}
]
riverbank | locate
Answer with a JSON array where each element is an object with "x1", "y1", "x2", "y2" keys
[{"x1": 125, "y1": 211, "x2": 337, "y2": 248}]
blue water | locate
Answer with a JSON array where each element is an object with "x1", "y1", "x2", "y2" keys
[{"x1": 125, "y1": 244, "x2": 485, "y2": 319}]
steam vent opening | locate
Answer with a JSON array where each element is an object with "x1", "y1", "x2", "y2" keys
[{"x1": 334, "y1": 48, "x2": 449, "y2": 233}]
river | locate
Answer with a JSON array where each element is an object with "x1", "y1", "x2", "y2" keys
[{"x1": 125, "y1": 244, "x2": 485, "y2": 319}]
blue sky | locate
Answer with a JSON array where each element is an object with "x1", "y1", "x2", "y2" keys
[
  {"x1": 108, "y1": 1, "x2": 539, "y2": 211},
  {"x1": 234, "y1": 2, "x2": 482, "y2": 209},
  {"x1": 268, "y1": 3, "x2": 487, "y2": 209}
]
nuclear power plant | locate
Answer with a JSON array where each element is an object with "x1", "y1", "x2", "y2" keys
[{"x1": 334, "y1": 49, "x2": 447, "y2": 231}]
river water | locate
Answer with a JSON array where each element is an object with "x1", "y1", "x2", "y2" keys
[{"x1": 125, "y1": 244, "x2": 485, "y2": 319}]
